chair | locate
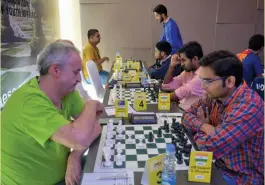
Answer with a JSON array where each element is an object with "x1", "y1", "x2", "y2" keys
[
  {"x1": 86, "y1": 60, "x2": 105, "y2": 101},
  {"x1": 250, "y1": 76, "x2": 264, "y2": 101}
]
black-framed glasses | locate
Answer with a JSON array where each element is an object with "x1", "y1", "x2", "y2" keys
[{"x1": 199, "y1": 76, "x2": 228, "y2": 87}]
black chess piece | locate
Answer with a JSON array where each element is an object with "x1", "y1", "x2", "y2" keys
[
  {"x1": 175, "y1": 152, "x2": 182, "y2": 159},
  {"x1": 157, "y1": 128, "x2": 162, "y2": 137},
  {"x1": 163, "y1": 120, "x2": 167, "y2": 129},
  {"x1": 172, "y1": 118, "x2": 176, "y2": 123},
  {"x1": 171, "y1": 136, "x2": 175, "y2": 144},
  {"x1": 184, "y1": 144, "x2": 192, "y2": 149},
  {"x1": 177, "y1": 158, "x2": 183, "y2": 165},
  {"x1": 175, "y1": 136, "x2": 181, "y2": 142},
  {"x1": 148, "y1": 132, "x2": 154, "y2": 142},
  {"x1": 165, "y1": 124, "x2": 170, "y2": 133}
]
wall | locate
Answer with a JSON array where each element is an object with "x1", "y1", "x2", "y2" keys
[
  {"x1": 79, "y1": 0, "x2": 264, "y2": 69},
  {"x1": 1, "y1": 0, "x2": 60, "y2": 108}
]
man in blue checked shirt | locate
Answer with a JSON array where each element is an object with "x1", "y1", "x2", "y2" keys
[{"x1": 153, "y1": 4, "x2": 183, "y2": 54}]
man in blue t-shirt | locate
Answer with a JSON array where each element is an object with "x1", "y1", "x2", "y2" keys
[
  {"x1": 148, "y1": 41, "x2": 181, "y2": 80},
  {"x1": 251, "y1": 76, "x2": 264, "y2": 100},
  {"x1": 237, "y1": 34, "x2": 264, "y2": 86},
  {"x1": 153, "y1": 4, "x2": 183, "y2": 54}
]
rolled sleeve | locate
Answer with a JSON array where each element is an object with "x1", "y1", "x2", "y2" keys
[{"x1": 174, "y1": 75, "x2": 203, "y2": 100}]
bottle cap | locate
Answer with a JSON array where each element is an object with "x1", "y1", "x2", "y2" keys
[{"x1": 166, "y1": 143, "x2": 175, "y2": 153}]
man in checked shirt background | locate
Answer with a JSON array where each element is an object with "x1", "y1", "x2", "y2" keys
[{"x1": 182, "y1": 50, "x2": 264, "y2": 185}]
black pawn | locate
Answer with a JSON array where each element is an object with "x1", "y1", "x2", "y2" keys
[
  {"x1": 148, "y1": 132, "x2": 154, "y2": 142},
  {"x1": 163, "y1": 120, "x2": 167, "y2": 129},
  {"x1": 165, "y1": 123, "x2": 170, "y2": 133},
  {"x1": 157, "y1": 128, "x2": 162, "y2": 137}
]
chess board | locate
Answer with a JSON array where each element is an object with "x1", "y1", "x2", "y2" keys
[
  {"x1": 108, "y1": 88, "x2": 160, "y2": 105},
  {"x1": 93, "y1": 124, "x2": 195, "y2": 173}
]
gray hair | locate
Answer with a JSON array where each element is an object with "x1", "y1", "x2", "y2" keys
[{"x1": 37, "y1": 40, "x2": 80, "y2": 76}]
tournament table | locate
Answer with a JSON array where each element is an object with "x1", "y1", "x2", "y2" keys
[{"x1": 81, "y1": 62, "x2": 227, "y2": 185}]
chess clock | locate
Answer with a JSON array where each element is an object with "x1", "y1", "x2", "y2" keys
[
  {"x1": 124, "y1": 82, "x2": 142, "y2": 88},
  {"x1": 130, "y1": 114, "x2": 157, "y2": 124}
]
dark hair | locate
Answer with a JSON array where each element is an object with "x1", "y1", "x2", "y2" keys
[
  {"x1": 156, "y1": 41, "x2": 172, "y2": 55},
  {"x1": 248, "y1": 34, "x2": 264, "y2": 51},
  {"x1": 153, "y1": 4, "x2": 167, "y2": 16},
  {"x1": 199, "y1": 50, "x2": 243, "y2": 87},
  {"x1": 178, "y1": 41, "x2": 204, "y2": 60},
  {"x1": 87, "y1": 29, "x2": 99, "y2": 39}
]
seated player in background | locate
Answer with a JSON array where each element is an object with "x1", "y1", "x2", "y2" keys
[
  {"x1": 82, "y1": 29, "x2": 109, "y2": 84},
  {"x1": 1, "y1": 40, "x2": 104, "y2": 185},
  {"x1": 237, "y1": 34, "x2": 264, "y2": 86},
  {"x1": 182, "y1": 50, "x2": 264, "y2": 185},
  {"x1": 162, "y1": 41, "x2": 205, "y2": 110},
  {"x1": 148, "y1": 41, "x2": 181, "y2": 80}
]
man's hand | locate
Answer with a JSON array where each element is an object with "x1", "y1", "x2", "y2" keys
[
  {"x1": 65, "y1": 152, "x2": 82, "y2": 185},
  {"x1": 85, "y1": 100, "x2": 104, "y2": 120},
  {"x1": 102, "y1": 56, "x2": 109, "y2": 62},
  {"x1": 170, "y1": 54, "x2": 181, "y2": 67},
  {"x1": 200, "y1": 123, "x2": 215, "y2": 135},
  {"x1": 197, "y1": 106, "x2": 210, "y2": 124}
]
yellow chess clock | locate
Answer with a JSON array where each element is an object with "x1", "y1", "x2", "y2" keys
[
  {"x1": 134, "y1": 92, "x2": 147, "y2": 111},
  {"x1": 115, "y1": 99, "x2": 128, "y2": 117},
  {"x1": 158, "y1": 93, "x2": 170, "y2": 110},
  {"x1": 188, "y1": 151, "x2": 213, "y2": 183}
]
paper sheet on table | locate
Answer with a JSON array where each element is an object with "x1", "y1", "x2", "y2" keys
[
  {"x1": 105, "y1": 106, "x2": 116, "y2": 116},
  {"x1": 80, "y1": 171, "x2": 134, "y2": 185},
  {"x1": 105, "y1": 105, "x2": 154, "y2": 116}
]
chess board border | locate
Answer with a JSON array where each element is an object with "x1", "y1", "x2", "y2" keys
[{"x1": 93, "y1": 121, "x2": 194, "y2": 173}]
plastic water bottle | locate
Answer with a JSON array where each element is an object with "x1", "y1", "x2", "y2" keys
[{"x1": 161, "y1": 144, "x2": 176, "y2": 185}]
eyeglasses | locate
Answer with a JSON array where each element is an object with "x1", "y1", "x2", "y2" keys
[{"x1": 199, "y1": 76, "x2": 228, "y2": 87}]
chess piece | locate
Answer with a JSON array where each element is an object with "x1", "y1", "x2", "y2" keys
[
  {"x1": 116, "y1": 153, "x2": 123, "y2": 166},
  {"x1": 165, "y1": 124, "x2": 170, "y2": 133},
  {"x1": 163, "y1": 120, "x2": 167, "y2": 129},
  {"x1": 117, "y1": 127, "x2": 123, "y2": 139},
  {"x1": 175, "y1": 152, "x2": 183, "y2": 164},
  {"x1": 116, "y1": 142, "x2": 123, "y2": 154},
  {"x1": 171, "y1": 136, "x2": 175, "y2": 144},
  {"x1": 138, "y1": 135, "x2": 145, "y2": 147},
  {"x1": 148, "y1": 132, "x2": 154, "y2": 142},
  {"x1": 127, "y1": 132, "x2": 134, "y2": 144},
  {"x1": 103, "y1": 147, "x2": 113, "y2": 167},
  {"x1": 172, "y1": 118, "x2": 176, "y2": 123},
  {"x1": 157, "y1": 128, "x2": 162, "y2": 137}
]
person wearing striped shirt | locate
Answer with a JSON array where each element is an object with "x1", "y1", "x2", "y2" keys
[{"x1": 182, "y1": 50, "x2": 264, "y2": 185}]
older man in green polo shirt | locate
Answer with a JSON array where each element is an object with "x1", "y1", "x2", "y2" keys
[{"x1": 1, "y1": 40, "x2": 103, "y2": 185}]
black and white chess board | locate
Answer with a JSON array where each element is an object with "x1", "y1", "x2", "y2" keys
[
  {"x1": 94, "y1": 118, "x2": 195, "y2": 173},
  {"x1": 108, "y1": 86, "x2": 161, "y2": 105}
]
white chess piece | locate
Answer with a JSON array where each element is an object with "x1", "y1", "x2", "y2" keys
[
  {"x1": 127, "y1": 132, "x2": 133, "y2": 144},
  {"x1": 116, "y1": 153, "x2": 123, "y2": 166},
  {"x1": 117, "y1": 127, "x2": 123, "y2": 139},
  {"x1": 107, "y1": 120, "x2": 114, "y2": 132},
  {"x1": 116, "y1": 142, "x2": 123, "y2": 154},
  {"x1": 138, "y1": 135, "x2": 145, "y2": 148},
  {"x1": 103, "y1": 147, "x2": 112, "y2": 167}
]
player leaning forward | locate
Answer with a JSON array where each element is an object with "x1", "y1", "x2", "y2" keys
[
  {"x1": 1, "y1": 40, "x2": 103, "y2": 185},
  {"x1": 182, "y1": 50, "x2": 264, "y2": 185}
]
